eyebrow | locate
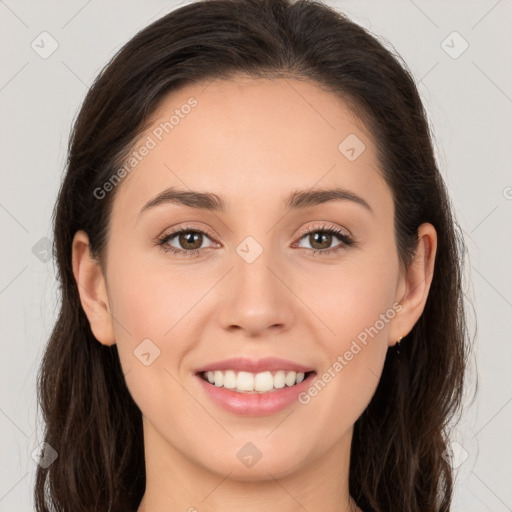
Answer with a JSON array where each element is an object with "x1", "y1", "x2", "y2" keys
[{"x1": 139, "y1": 186, "x2": 373, "y2": 216}]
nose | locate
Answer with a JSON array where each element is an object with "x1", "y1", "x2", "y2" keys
[{"x1": 217, "y1": 245, "x2": 296, "y2": 337}]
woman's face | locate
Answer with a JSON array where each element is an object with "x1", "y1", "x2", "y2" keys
[{"x1": 77, "y1": 77, "x2": 431, "y2": 483}]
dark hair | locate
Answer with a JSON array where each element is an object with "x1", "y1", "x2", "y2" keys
[{"x1": 35, "y1": 0, "x2": 473, "y2": 511}]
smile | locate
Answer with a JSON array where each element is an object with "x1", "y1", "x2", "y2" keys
[
  {"x1": 195, "y1": 370, "x2": 317, "y2": 416},
  {"x1": 199, "y1": 369, "x2": 314, "y2": 393}
]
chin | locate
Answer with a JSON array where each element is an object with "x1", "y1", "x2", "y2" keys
[{"x1": 198, "y1": 444, "x2": 309, "y2": 482}]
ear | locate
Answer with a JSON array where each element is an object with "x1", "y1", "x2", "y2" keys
[
  {"x1": 71, "y1": 230, "x2": 115, "y2": 346},
  {"x1": 388, "y1": 222, "x2": 437, "y2": 347}
]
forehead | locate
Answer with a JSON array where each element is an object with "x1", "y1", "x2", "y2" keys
[{"x1": 113, "y1": 76, "x2": 390, "y2": 218}]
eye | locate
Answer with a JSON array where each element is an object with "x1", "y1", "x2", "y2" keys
[
  {"x1": 157, "y1": 223, "x2": 355, "y2": 258},
  {"x1": 157, "y1": 226, "x2": 218, "y2": 257},
  {"x1": 294, "y1": 223, "x2": 355, "y2": 256}
]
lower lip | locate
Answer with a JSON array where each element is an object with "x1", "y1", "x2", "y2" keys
[{"x1": 195, "y1": 372, "x2": 316, "y2": 416}]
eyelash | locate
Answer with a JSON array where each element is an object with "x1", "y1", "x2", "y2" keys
[{"x1": 156, "y1": 224, "x2": 355, "y2": 258}]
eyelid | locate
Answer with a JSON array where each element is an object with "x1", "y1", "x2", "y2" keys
[
  {"x1": 295, "y1": 222, "x2": 352, "y2": 239},
  {"x1": 158, "y1": 222, "x2": 350, "y2": 244},
  {"x1": 158, "y1": 222, "x2": 218, "y2": 242}
]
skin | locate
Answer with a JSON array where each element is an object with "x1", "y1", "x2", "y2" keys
[{"x1": 72, "y1": 77, "x2": 437, "y2": 512}]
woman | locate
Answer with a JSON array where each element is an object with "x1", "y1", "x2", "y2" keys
[{"x1": 34, "y1": 0, "x2": 471, "y2": 511}]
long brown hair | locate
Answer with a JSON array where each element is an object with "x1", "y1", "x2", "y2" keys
[{"x1": 35, "y1": 1, "x2": 474, "y2": 510}]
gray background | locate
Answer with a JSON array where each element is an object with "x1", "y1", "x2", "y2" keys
[{"x1": 1, "y1": 0, "x2": 511, "y2": 510}]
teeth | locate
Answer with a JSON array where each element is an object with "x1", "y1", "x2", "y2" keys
[
  {"x1": 237, "y1": 371, "x2": 254, "y2": 391},
  {"x1": 223, "y1": 370, "x2": 237, "y2": 389},
  {"x1": 285, "y1": 371, "x2": 296, "y2": 386},
  {"x1": 273, "y1": 370, "x2": 286, "y2": 389},
  {"x1": 203, "y1": 370, "x2": 307, "y2": 393},
  {"x1": 213, "y1": 370, "x2": 223, "y2": 387}
]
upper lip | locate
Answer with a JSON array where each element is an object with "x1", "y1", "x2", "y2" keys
[{"x1": 195, "y1": 356, "x2": 315, "y2": 374}]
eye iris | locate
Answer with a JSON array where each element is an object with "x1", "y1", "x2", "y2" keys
[
  {"x1": 310, "y1": 231, "x2": 332, "y2": 250},
  {"x1": 179, "y1": 231, "x2": 202, "y2": 250}
]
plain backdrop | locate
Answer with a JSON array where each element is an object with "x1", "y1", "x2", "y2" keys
[{"x1": 1, "y1": 1, "x2": 511, "y2": 510}]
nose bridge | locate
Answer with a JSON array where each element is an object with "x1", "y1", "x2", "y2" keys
[
  {"x1": 234, "y1": 235, "x2": 278, "y2": 291},
  {"x1": 217, "y1": 233, "x2": 295, "y2": 335}
]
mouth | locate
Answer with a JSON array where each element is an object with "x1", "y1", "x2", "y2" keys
[
  {"x1": 197, "y1": 369, "x2": 317, "y2": 394},
  {"x1": 193, "y1": 356, "x2": 317, "y2": 415}
]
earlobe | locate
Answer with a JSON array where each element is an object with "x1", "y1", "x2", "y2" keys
[
  {"x1": 388, "y1": 223, "x2": 437, "y2": 346},
  {"x1": 71, "y1": 230, "x2": 116, "y2": 346}
]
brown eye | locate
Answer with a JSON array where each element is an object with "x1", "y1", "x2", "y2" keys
[
  {"x1": 307, "y1": 231, "x2": 334, "y2": 250},
  {"x1": 158, "y1": 227, "x2": 217, "y2": 257},
  {"x1": 296, "y1": 226, "x2": 353, "y2": 254},
  {"x1": 176, "y1": 231, "x2": 203, "y2": 250}
]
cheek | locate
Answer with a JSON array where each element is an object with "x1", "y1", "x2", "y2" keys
[
  {"x1": 105, "y1": 261, "x2": 202, "y2": 424},
  {"x1": 107, "y1": 246, "x2": 211, "y2": 344},
  {"x1": 295, "y1": 250, "x2": 398, "y2": 422},
  {"x1": 299, "y1": 252, "x2": 398, "y2": 343},
  {"x1": 103, "y1": 248, "x2": 207, "y2": 401}
]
